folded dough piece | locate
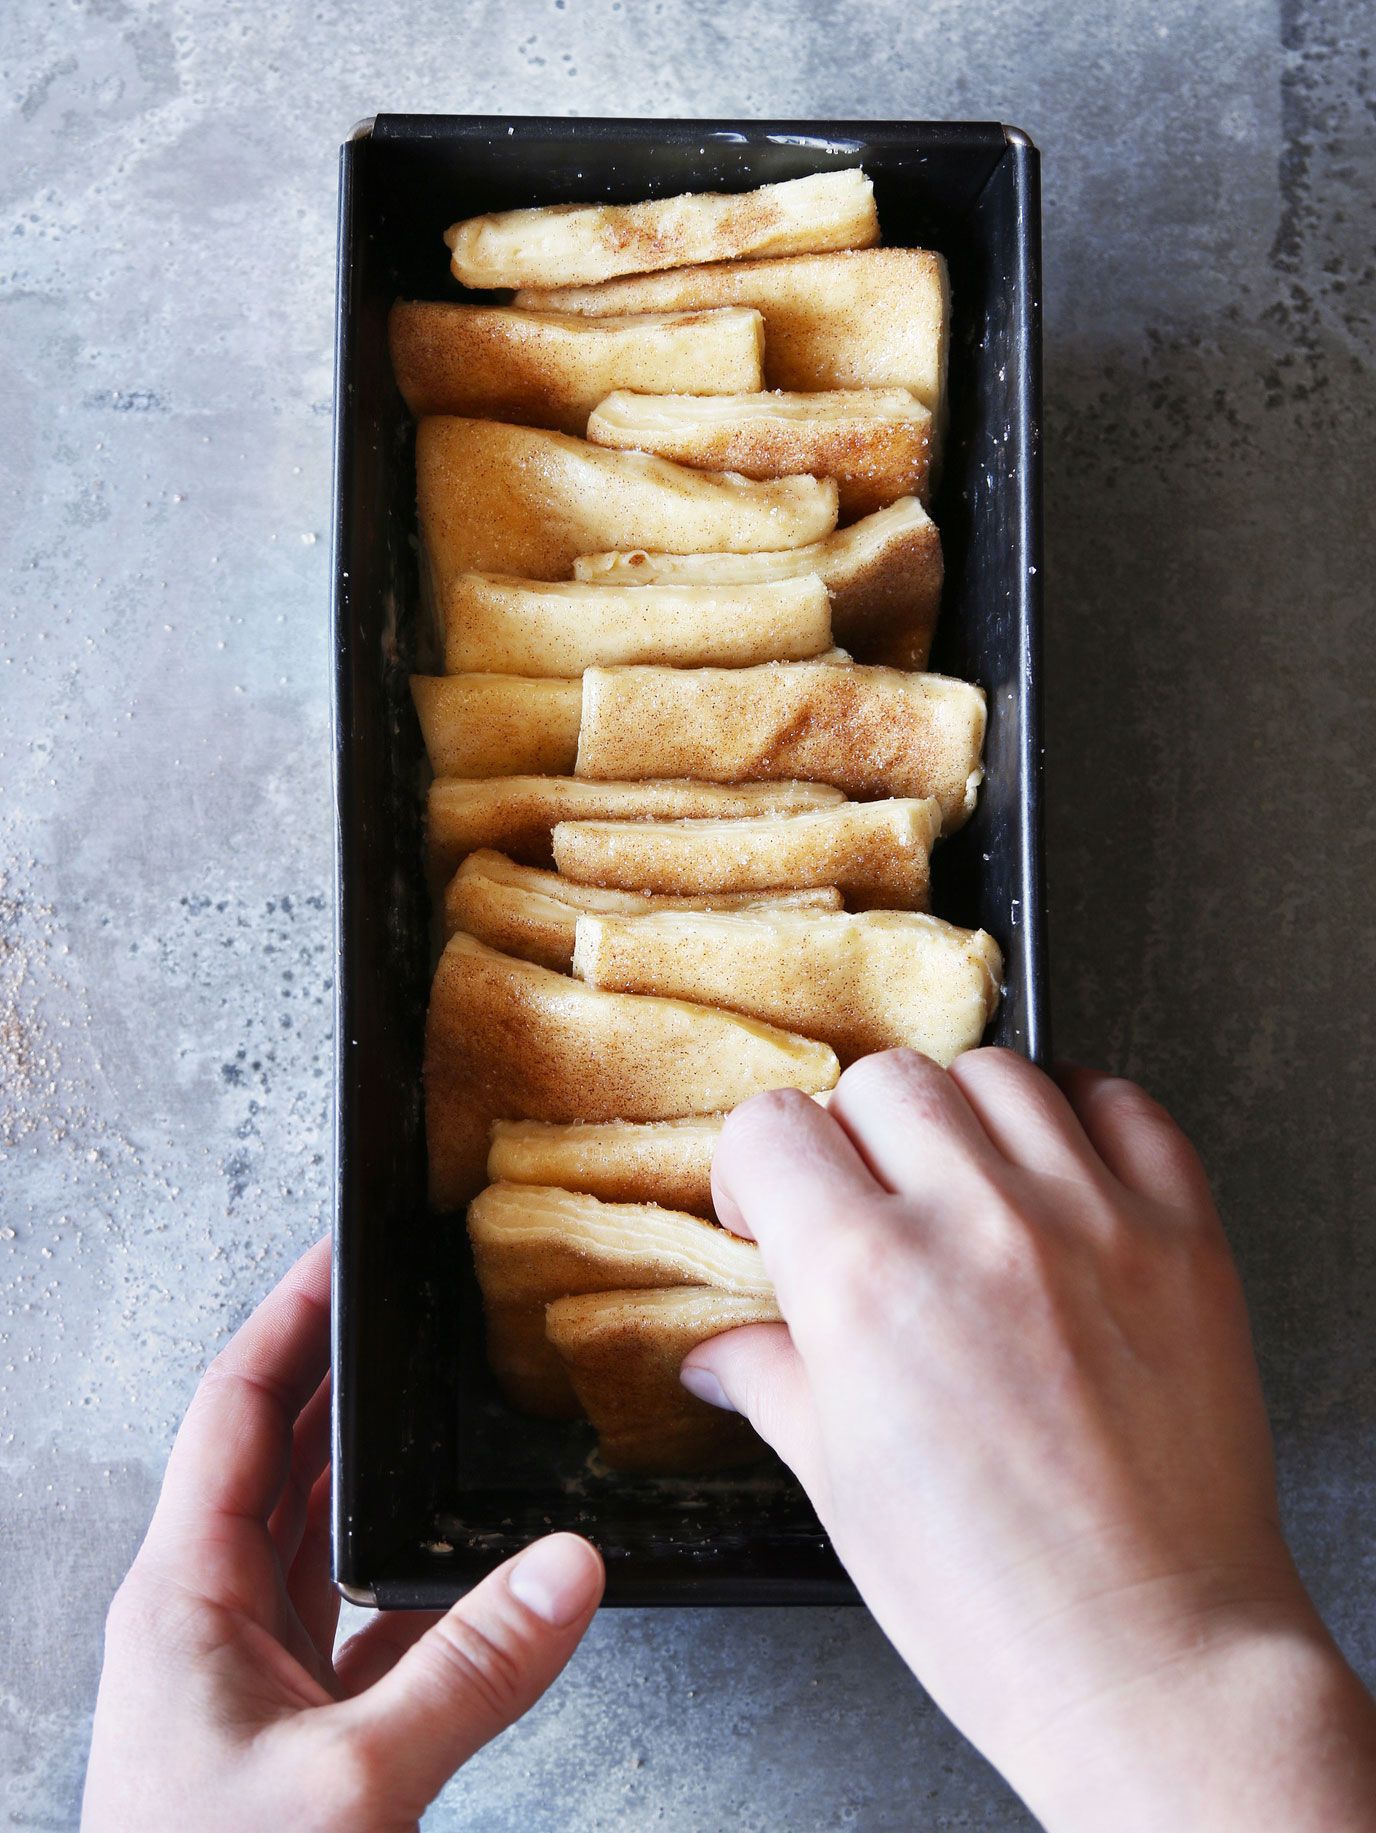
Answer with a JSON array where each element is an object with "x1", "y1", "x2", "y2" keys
[
  {"x1": 545, "y1": 1287, "x2": 782, "y2": 1472},
  {"x1": 587, "y1": 388, "x2": 934, "y2": 519},
  {"x1": 426, "y1": 932, "x2": 839, "y2": 1207},
  {"x1": 417, "y1": 419, "x2": 839, "y2": 591},
  {"x1": 488, "y1": 1115, "x2": 723, "y2": 1219},
  {"x1": 553, "y1": 797, "x2": 941, "y2": 911},
  {"x1": 445, "y1": 848, "x2": 842, "y2": 969},
  {"x1": 516, "y1": 247, "x2": 949, "y2": 423},
  {"x1": 573, "y1": 908, "x2": 1003, "y2": 1067},
  {"x1": 468, "y1": 1182, "x2": 771, "y2": 1416},
  {"x1": 411, "y1": 674, "x2": 581, "y2": 778},
  {"x1": 388, "y1": 301, "x2": 765, "y2": 430},
  {"x1": 574, "y1": 497, "x2": 943, "y2": 669},
  {"x1": 576, "y1": 663, "x2": 986, "y2": 831},
  {"x1": 443, "y1": 573, "x2": 832, "y2": 676},
  {"x1": 444, "y1": 170, "x2": 878, "y2": 289},
  {"x1": 427, "y1": 774, "x2": 844, "y2": 881},
  {"x1": 488, "y1": 1095, "x2": 832, "y2": 1216}
]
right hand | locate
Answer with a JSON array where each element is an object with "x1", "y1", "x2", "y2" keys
[{"x1": 683, "y1": 1049, "x2": 1376, "y2": 1832}]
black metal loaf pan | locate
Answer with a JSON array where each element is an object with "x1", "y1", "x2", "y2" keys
[{"x1": 331, "y1": 115, "x2": 1046, "y2": 1608}]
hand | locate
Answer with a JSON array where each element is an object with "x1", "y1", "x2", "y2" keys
[
  {"x1": 83, "y1": 1238, "x2": 604, "y2": 1832},
  {"x1": 683, "y1": 1050, "x2": 1376, "y2": 1832}
]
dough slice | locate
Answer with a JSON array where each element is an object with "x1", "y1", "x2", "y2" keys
[
  {"x1": 444, "y1": 170, "x2": 878, "y2": 289},
  {"x1": 488, "y1": 1095, "x2": 832, "y2": 1216},
  {"x1": 410, "y1": 674, "x2": 581, "y2": 778},
  {"x1": 388, "y1": 302, "x2": 764, "y2": 430},
  {"x1": 445, "y1": 848, "x2": 842, "y2": 969},
  {"x1": 442, "y1": 573, "x2": 832, "y2": 676},
  {"x1": 575, "y1": 497, "x2": 941, "y2": 670},
  {"x1": 516, "y1": 246, "x2": 949, "y2": 424},
  {"x1": 587, "y1": 388, "x2": 934, "y2": 518},
  {"x1": 488, "y1": 1115, "x2": 724, "y2": 1219},
  {"x1": 572, "y1": 908, "x2": 1003, "y2": 1067},
  {"x1": 574, "y1": 496, "x2": 943, "y2": 669},
  {"x1": 468, "y1": 1181, "x2": 771, "y2": 1416},
  {"x1": 425, "y1": 932, "x2": 839, "y2": 1208},
  {"x1": 553, "y1": 797, "x2": 942, "y2": 911},
  {"x1": 427, "y1": 774, "x2": 845, "y2": 881},
  {"x1": 417, "y1": 419, "x2": 838, "y2": 591},
  {"x1": 576, "y1": 663, "x2": 986, "y2": 830},
  {"x1": 545, "y1": 1287, "x2": 782, "y2": 1472}
]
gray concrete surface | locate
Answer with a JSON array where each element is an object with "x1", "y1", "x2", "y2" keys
[{"x1": 2, "y1": 0, "x2": 1373, "y2": 1826}]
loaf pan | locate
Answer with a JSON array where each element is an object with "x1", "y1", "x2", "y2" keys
[{"x1": 331, "y1": 115, "x2": 1046, "y2": 1608}]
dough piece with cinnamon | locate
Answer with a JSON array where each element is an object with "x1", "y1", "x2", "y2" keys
[
  {"x1": 417, "y1": 420, "x2": 838, "y2": 592},
  {"x1": 575, "y1": 663, "x2": 986, "y2": 831},
  {"x1": 574, "y1": 496, "x2": 943, "y2": 670},
  {"x1": 545, "y1": 1286, "x2": 782, "y2": 1472},
  {"x1": 425, "y1": 932, "x2": 839, "y2": 1207},
  {"x1": 488, "y1": 1098, "x2": 830, "y2": 1217},
  {"x1": 517, "y1": 246, "x2": 949, "y2": 424},
  {"x1": 427, "y1": 774, "x2": 844, "y2": 882},
  {"x1": 553, "y1": 797, "x2": 941, "y2": 911},
  {"x1": 587, "y1": 388, "x2": 933, "y2": 518},
  {"x1": 487, "y1": 1115, "x2": 724, "y2": 1219},
  {"x1": 468, "y1": 1182, "x2": 772, "y2": 1416},
  {"x1": 442, "y1": 573, "x2": 832, "y2": 676},
  {"x1": 445, "y1": 849, "x2": 841, "y2": 970},
  {"x1": 389, "y1": 302, "x2": 765, "y2": 430},
  {"x1": 444, "y1": 170, "x2": 878, "y2": 289},
  {"x1": 411, "y1": 674, "x2": 581, "y2": 778},
  {"x1": 572, "y1": 907, "x2": 1003, "y2": 1067}
]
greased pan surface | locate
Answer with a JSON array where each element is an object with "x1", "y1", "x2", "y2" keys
[{"x1": 332, "y1": 116, "x2": 1046, "y2": 1608}]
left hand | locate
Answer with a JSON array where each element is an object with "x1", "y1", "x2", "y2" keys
[{"x1": 82, "y1": 1238, "x2": 604, "y2": 1832}]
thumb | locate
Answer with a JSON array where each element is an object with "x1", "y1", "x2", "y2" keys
[
  {"x1": 328, "y1": 1533, "x2": 603, "y2": 1813},
  {"x1": 680, "y1": 1321, "x2": 826, "y2": 1499}
]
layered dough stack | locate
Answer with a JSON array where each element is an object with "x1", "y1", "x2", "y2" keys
[{"x1": 392, "y1": 169, "x2": 1003, "y2": 1473}]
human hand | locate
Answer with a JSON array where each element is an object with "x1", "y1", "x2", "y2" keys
[
  {"x1": 683, "y1": 1050, "x2": 1376, "y2": 1832},
  {"x1": 82, "y1": 1238, "x2": 604, "y2": 1832}
]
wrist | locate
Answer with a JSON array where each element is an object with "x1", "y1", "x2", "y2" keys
[{"x1": 1008, "y1": 1602, "x2": 1376, "y2": 1833}]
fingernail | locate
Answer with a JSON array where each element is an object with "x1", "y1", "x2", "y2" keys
[
  {"x1": 508, "y1": 1534, "x2": 600, "y2": 1627},
  {"x1": 679, "y1": 1364, "x2": 734, "y2": 1412}
]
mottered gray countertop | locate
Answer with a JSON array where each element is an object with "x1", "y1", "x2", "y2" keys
[{"x1": 2, "y1": 0, "x2": 1373, "y2": 1826}]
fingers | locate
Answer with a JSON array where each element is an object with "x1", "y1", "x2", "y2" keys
[
  {"x1": 148, "y1": 1236, "x2": 332, "y2": 1548},
  {"x1": 826, "y1": 1048, "x2": 1003, "y2": 1195},
  {"x1": 286, "y1": 1469, "x2": 341, "y2": 1668},
  {"x1": 268, "y1": 1373, "x2": 332, "y2": 1569},
  {"x1": 327, "y1": 1535, "x2": 604, "y2": 1813},
  {"x1": 681, "y1": 1322, "x2": 826, "y2": 1502},
  {"x1": 1058, "y1": 1066, "x2": 1216, "y2": 1211},
  {"x1": 333, "y1": 1607, "x2": 446, "y2": 1699},
  {"x1": 712, "y1": 1087, "x2": 881, "y2": 1277},
  {"x1": 947, "y1": 1048, "x2": 1107, "y2": 1183},
  {"x1": 712, "y1": 1061, "x2": 1007, "y2": 1311}
]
